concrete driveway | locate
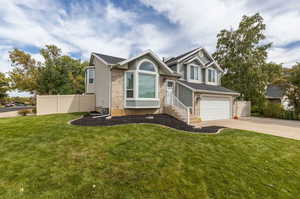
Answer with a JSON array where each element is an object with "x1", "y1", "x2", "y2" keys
[{"x1": 201, "y1": 117, "x2": 300, "y2": 140}]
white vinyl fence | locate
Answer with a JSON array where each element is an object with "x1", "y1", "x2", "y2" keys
[
  {"x1": 234, "y1": 101, "x2": 251, "y2": 117},
  {"x1": 37, "y1": 94, "x2": 95, "y2": 115}
]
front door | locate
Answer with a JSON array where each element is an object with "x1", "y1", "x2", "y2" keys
[{"x1": 166, "y1": 81, "x2": 174, "y2": 105}]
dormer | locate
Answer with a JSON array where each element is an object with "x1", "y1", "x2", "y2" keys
[{"x1": 164, "y1": 48, "x2": 223, "y2": 85}]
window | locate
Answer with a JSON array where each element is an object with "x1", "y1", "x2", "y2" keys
[
  {"x1": 190, "y1": 65, "x2": 199, "y2": 80},
  {"x1": 139, "y1": 61, "x2": 156, "y2": 72},
  {"x1": 208, "y1": 69, "x2": 216, "y2": 83},
  {"x1": 87, "y1": 69, "x2": 95, "y2": 84},
  {"x1": 124, "y1": 59, "x2": 158, "y2": 101},
  {"x1": 138, "y1": 73, "x2": 156, "y2": 98},
  {"x1": 126, "y1": 72, "x2": 134, "y2": 98},
  {"x1": 137, "y1": 59, "x2": 158, "y2": 99}
]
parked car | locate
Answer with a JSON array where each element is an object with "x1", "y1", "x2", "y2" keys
[
  {"x1": 15, "y1": 103, "x2": 26, "y2": 106},
  {"x1": 5, "y1": 103, "x2": 15, "y2": 107}
]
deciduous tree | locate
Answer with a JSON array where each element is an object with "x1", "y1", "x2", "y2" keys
[
  {"x1": 8, "y1": 45, "x2": 87, "y2": 95},
  {"x1": 0, "y1": 72, "x2": 10, "y2": 102},
  {"x1": 213, "y1": 13, "x2": 272, "y2": 106},
  {"x1": 284, "y1": 63, "x2": 300, "y2": 114}
]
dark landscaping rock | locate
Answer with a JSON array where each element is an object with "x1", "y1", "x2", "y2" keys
[{"x1": 71, "y1": 114, "x2": 225, "y2": 133}]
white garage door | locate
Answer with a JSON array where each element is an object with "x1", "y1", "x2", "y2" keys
[{"x1": 200, "y1": 97, "x2": 231, "y2": 121}]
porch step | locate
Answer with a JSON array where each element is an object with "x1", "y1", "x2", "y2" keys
[
  {"x1": 189, "y1": 116, "x2": 202, "y2": 128},
  {"x1": 164, "y1": 105, "x2": 202, "y2": 127}
]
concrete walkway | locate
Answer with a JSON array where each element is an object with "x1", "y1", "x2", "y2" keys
[
  {"x1": 201, "y1": 117, "x2": 300, "y2": 140},
  {"x1": 0, "y1": 111, "x2": 20, "y2": 118}
]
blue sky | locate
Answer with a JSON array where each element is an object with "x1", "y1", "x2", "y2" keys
[{"x1": 0, "y1": 0, "x2": 299, "y2": 96}]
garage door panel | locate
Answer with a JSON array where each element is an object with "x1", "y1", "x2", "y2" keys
[{"x1": 200, "y1": 97, "x2": 231, "y2": 121}]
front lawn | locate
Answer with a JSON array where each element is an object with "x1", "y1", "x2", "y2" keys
[{"x1": 0, "y1": 114, "x2": 299, "y2": 198}]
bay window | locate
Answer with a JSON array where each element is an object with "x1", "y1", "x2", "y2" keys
[
  {"x1": 138, "y1": 73, "x2": 156, "y2": 98},
  {"x1": 124, "y1": 59, "x2": 159, "y2": 100}
]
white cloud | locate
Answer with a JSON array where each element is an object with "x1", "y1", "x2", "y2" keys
[
  {"x1": 139, "y1": 0, "x2": 300, "y2": 67},
  {"x1": 264, "y1": 11, "x2": 300, "y2": 46},
  {"x1": 0, "y1": 0, "x2": 299, "y2": 78},
  {"x1": 268, "y1": 47, "x2": 300, "y2": 67},
  {"x1": 140, "y1": 0, "x2": 249, "y2": 51},
  {"x1": 0, "y1": 0, "x2": 183, "y2": 63},
  {"x1": 0, "y1": 45, "x2": 13, "y2": 73}
]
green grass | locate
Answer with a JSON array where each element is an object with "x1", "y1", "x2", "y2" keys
[{"x1": 0, "y1": 114, "x2": 299, "y2": 199}]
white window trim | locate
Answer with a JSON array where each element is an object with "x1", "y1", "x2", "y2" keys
[
  {"x1": 87, "y1": 68, "x2": 95, "y2": 85},
  {"x1": 125, "y1": 71, "x2": 134, "y2": 99},
  {"x1": 207, "y1": 68, "x2": 217, "y2": 85},
  {"x1": 124, "y1": 59, "x2": 160, "y2": 102},
  {"x1": 188, "y1": 64, "x2": 201, "y2": 83}
]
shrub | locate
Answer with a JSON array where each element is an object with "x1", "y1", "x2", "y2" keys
[
  {"x1": 281, "y1": 110, "x2": 299, "y2": 120},
  {"x1": 251, "y1": 104, "x2": 264, "y2": 115},
  {"x1": 262, "y1": 102, "x2": 283, "y2": 118},
  {"x1": 18, "y1": 109, "x2": 31, "y2": 116},
  {"x1": 31, "y1": 108, "x2": 37, "y2": 114}
]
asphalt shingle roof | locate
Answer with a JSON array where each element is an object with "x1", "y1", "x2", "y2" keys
[
  {"x1": 94, "y1": 53, "x2": 126, "y2": 64},
  {"x1": 165, "y1": 48, "x2": 199, "y2": 64},
  {"x1": 179, "y1": 80, "x2": 239, "y2": 94},
  {"x1": 266, "y1": 85, "x2": 284, "y2": 99}
]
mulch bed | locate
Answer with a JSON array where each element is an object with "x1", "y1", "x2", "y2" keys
[{"x1": 71, "y1": 114, "x2": 225, "y2": 133}]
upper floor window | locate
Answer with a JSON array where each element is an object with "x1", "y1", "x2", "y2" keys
[
  {"x1": 87, "y1": 69, "x2": 95, "y2": 84},
  {"x1": 190, "y1": 65, "x2": 199, "y2": 80},
  {"x1": 208, "y1": 69, "x2": 216, "y2": 83}
]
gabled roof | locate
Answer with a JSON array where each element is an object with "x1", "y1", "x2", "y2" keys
[
  {"x1": 266, "y1": 85, "x2": 284, "y2": 99},
  {"x1": 91, "y1": 50, "x2": 180, "y2": 77},
  {"x1": 118, "y1": 50, "x2": 178, "y2": 76},
  {"x1": 165, "y1": 48, "x2": 200, "y2": 64},
  {"x1": 164, "y1": 47, "x2": 224, "y2": 72},
  {"x1": 92, "y1": 53, "x2": 126, "y2": 65},
  {"x1": 178, "y1": 80, "x2": 240, "y2": 95}
]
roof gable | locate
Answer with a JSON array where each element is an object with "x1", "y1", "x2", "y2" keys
[{"x1": 118, "y1": 50, "x2": 178, "y2": 76}]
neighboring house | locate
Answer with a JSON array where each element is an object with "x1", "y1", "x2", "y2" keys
[
  {"x1": 85, "y1": 48, "x2": 240, "y2": 122},
  {"x1": 266, "y1": 85, "x2": 290, "y2": 110}
]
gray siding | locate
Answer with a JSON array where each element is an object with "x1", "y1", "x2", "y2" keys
[
  {"x1": 94, "y1": 58, "x2": 110, "y2": 108},
  {"x1": 127, "y1": 54, "x2": 169, "y2": 75},
  {"x1": 126, "y1": 100, "x2": 160, "y2": 107},
  {"x1": 200, "y1": 53, "x2": 211, "y2": 64},
  {"x1": 169, "y1": 64, "x2": 177, "y2": 72},
  {"x1": 177, "y1": 83, "x2": 193, "y2": 107}
]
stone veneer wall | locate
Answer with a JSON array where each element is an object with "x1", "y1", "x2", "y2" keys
[{"x1": 110, "y1": 68, "x2": 177, "y2": 116}]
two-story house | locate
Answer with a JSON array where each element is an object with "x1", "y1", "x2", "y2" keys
[{"x1": 85, "y1": 48, "x2": 239, "y2": 123}]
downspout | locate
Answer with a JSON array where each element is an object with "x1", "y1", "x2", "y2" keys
[{"x1": 108, "y1": 65, "x2": 112, "y2": 116}]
